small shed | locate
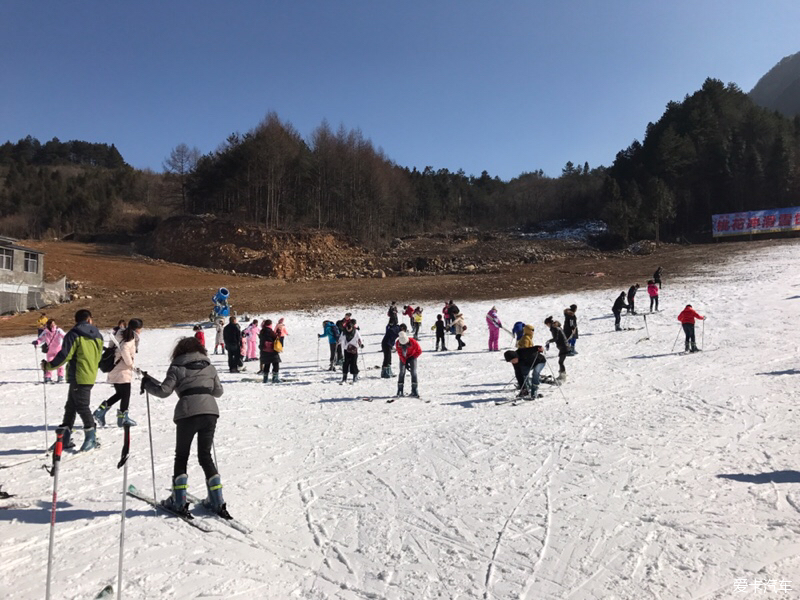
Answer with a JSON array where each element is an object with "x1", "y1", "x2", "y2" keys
[{"x1": 0, "y1": 236, "x2": 65, "y2": 313}]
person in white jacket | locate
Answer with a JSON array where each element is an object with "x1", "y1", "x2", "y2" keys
[
  {"x1": 338, "y1": 320, "x2": 363, "y2": 383},
  {"x1": 33, "y1": 319, "x2": 67, "y2": 383},
  {"x1": 93, "y1": 318, "x2": 143, "y2": 427}
]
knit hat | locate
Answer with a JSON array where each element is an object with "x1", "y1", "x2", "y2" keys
[{"x1": 398, "y1": 331, "x2": 409, "y2": 345}]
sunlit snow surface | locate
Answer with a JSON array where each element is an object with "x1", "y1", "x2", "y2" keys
[{"x1": 1, "y1": 240, "x2": 799, "y2": 600}]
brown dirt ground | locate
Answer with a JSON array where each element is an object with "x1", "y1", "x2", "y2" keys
[{"x1": 0, "y1": 238, "x2": 790, "y2": 338}]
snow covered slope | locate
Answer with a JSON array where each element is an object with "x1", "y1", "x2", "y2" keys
[{"x1": 1, "y1": 241, "x2": 799, "y2": 600}]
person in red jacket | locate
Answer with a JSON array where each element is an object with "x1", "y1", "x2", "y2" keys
[
  {"x1": 677, "y1": 304, "x2": 706, "y2": 352},
  {"x1": 395, "y1": 330, "x2": 422, "y2": 398},
  {"x1": 402, "y1": 304, "x2": 415, "y2": 329},
  {"x1": 193, "y1": 325, "x2": 206, "y2": 349}
]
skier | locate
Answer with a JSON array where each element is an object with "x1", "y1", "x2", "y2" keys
[
  {"x1": 517, "y1": 324, "x2": 534, "y2": 348},
  {"x1": 222, "y1": 316, "x2": 244, "y2": 373},
  {"x1": 453, "y1": 312, "x2": 467, "y2": 350},
  {"x1": 244, "y1": 319, "x2": 259, "y2": 362},
  {"x1": 402, "y1": 304, "x2": 415, "y2": 329},
  {"x1": 412, "y1": 307, "x2": 423, "y2": 340},
  {"x1": 654, "y1": 266, "x2": 663, "y2": 289},
  {"x1": 381, "y1": 322, "x2": 401, "y2": 378},
  {"x1": 259, "y1": 320, "x2": 281, "y2": 383},
  {"x1": 34, "y1": 319, "x2": 66, "y2": 383},
  {"x1": 387, "y1": 301, "x2": 399, "y2": 326},
  {"x1": 334, "y1": 317, "x2": 347, "y2": 366},
  {"x1": 442, "y1": 302, "x2": 452, "y2": 328},
  {"x1": 431, "y1": 314, "x2": 447, "y2": 351},
  {"x1": 504, "y1": 345, "x2": 546, "y2": 398},
  {"x1": 140, "y1": 336, "x2": 231, "y2": 519},
  {"x1": 193, "y1": 324, "x2": 206, "y2": 349},
  {"x1": 627, "y1": 283, "x2": 640, "y2": 314},
  {"x1": 612, "y1": 292, "x2": 629, "y2": 331},
  {"x1": 339, "y1": 321, "x2": 363, "y2": 384},
  {"x1": 213, "y1": 319, "x2": 225, "y2": 355},
  {"x1": 395, "y1": 330, "x2": 422, "y2": 398},
  {"x1": 318, "y1": 320, "x2": 340, "y2": 371},
  {"x1": 486, "y1": 307, "x2": 502, "y2": 351},
  {"x1": 563, "y1": 304, "x2": 578, "y2": 355},
  {"x1": 41, "y1": 309, "x2": 104, "y2": 452},
  {"x1": 677, "y1": 304, "x2": 706, "y2": 353},
  {"x1": 543, "y1": 316, "x2": 569, "y2": 381},
  {"x1": 36, "y1": 312, "x2": 48, "y2": 336},
  {"x1": 647, "y1": 280, "x2": 659, "y2": 312},
  {"x1": 93, "y1": 318, "x2": 143, "y2": 427}
]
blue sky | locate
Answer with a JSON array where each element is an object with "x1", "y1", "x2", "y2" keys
[{"x1": 2, "y1": 1, "x2": 798, "y2": 180}]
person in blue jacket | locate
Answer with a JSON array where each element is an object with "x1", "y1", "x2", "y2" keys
[
  {"x1": 318, "y1": 320, "x2": 340, "y2": 371},
  {"x1": 381, "y1": 323, "x2": 402, "y2": 378}
]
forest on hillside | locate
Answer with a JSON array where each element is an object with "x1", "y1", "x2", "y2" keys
[{"x1": 2, "y1": 79, "x2": 799, "y2": 245}]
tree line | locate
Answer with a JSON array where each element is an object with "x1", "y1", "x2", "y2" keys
[{"x1": 2, "y1": 78, "x2": 799, "y2": 244}]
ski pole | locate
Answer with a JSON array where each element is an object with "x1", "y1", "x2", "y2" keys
[
  {"x1": 116, "y1": 424, "x2": 131, "y2": 600},
  {"x1": 316, "y1": 338, "x2": 320, "y2": 370},
  {"x1": 544, "y1": 359, "x2": 569, "y2": 404},
  {"x1": 144, "y1": 392, "x2": 158, "y2": 516},
  {"x1": 45, "y1": 428, "x2": 65, "y2": 600},
  {"x1": 643, "y1": 314, "x2": 650, "y2": 339},
  {"x1": 702, "y1": 319, "x2": 705, "y2": 350},
  {"x1": 671, "y1": 325, "x2": 682, "y2": 352},
  {"x1": 37, "y1": 350, "x2": 49, "y2": 453}
]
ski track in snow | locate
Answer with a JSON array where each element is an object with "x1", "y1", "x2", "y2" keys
[{"x1": 2, "y1": 240, "x2": 800, "y2": 599}]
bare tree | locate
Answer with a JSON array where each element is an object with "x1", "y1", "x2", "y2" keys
[{"x1": 163, "y1": 143, "x2": 200, "y2": 212}]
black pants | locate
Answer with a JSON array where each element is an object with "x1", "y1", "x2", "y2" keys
[
  {"x1": 61, "y1": 383, "x2": 95, "y2": 430},
  {"x1": 382, "y1": 346, "x2": 392, "y2": 368},
  {"x1": 412, "y1": 322, "x2": 421, "y2": 339},
  {"x1": 262, "y1": 351, "x2": 280, "y2": 377},
  {"x1": 227, "y1": 348, "x2": 242, "y2": 372},
  {"x1": 105, "y1": 383, "x2": 131, "y2": 412},
  {"x1": 436, "y1": 332, "x2": 446, "y2": 350},
  {"x1": 613, "y1": 309, "x2": 622, "y2": 330},
  {"x1": 336, "y1": 343, "x2": 343, "y2": 363},
  {"x1": 558, "y1": 351, "x2": 567, "y2": 374},
  {"x1": 174, "y1": 414, "x2": 218, "y2": 480},
  {"x1": 627, "y1": 298, "x2": 635, "y2": 313},
  {"x1": 455, "y1": 334, "x2": 464, "y2": 349},
  {"x1": 328, "y1": 343, "x2": 337, "y2": 365},
  {"x1": 682, "y1": 323, "x2": 696, "y2": 349},
  {"x1": 650, "y1": 296, "x2": 658, "y2": 311},
  {"x1": 342, "y1": 351, "x2": 359, "y2": 380}
]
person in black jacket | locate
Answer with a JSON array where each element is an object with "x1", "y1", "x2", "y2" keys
[
  {"x1": 387, "y1": 301, "x2": 398, "y2": 326},
  {"x1": 627, "y1": 283, "x2": 639, "y2": 314},
  {"x1": 563, "y1": 304, "x2": 578, "y2": 355},
  {"x1": 432, "y1": 314, "x2": 447, "y2": 351},
  {"x1": 222, "y1": 316, "x2": 244, "y2": 373},
  {"x1": 544, "y1": 316, "x2": 569, "y2": 381},
  {"x1": 653, "y1": 266, "x2": 663, "y2": 289},
  {"x1": 505, "y1": 346, "x2": 547, "y2": 398},
  {"x1": 259, "y1": 320, "x2": 281, "y2": 383},
  {"x1": 612, "y1": 292, "x2": 629, "y2": 331},
  {"x1": 381, "y1": 323, "x2": 401, "y2": 378}
]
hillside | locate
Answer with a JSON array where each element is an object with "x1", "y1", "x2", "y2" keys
[{"x1": 749, "y1": 50, "x2": 800, "y2": 116}]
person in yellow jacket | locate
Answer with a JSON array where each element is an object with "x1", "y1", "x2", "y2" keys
[
  {"x1": 412, "y1": 307, "x2": 423, "y2": 340},
  {"x1": 517, "y1": 324, "x2": 535, "y2": 349},
  {"x1": 36, "y1": 313, "x2": 48, "y2": 336}
]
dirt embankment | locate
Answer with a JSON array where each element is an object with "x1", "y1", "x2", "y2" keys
[{"x1": 1, "y1": 235, "x2": 790, "y2": 338}]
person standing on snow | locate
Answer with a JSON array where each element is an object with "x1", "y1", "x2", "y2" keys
[
  {"x1": 453, "y1": 312, "x2": 467, "y2": 350},
  {"x1": 275, "y1": 318, "x2": 288, "y2": 346},
  {"x1": 381, "y1": 322, "x2": 401, "y2": 378},
  {"x1": 34, "y1": 319, "x2": 66, "y2": 383},
  {"x1": 653, "y1": 266, "x2": 663, "y2": 289},
  {"x1": 213, "y1": 319, "x2": 225, "y2": 355},
  {"x1": 612, "y1": 292, "x2": 629, "y2": 331},
  {"x1": 486, "y1": 307, "x2": 502, "y2": 351},
  {"x1": 431, "y1": 314, "x2": 447, "y2": 351},
  {"x1": 339, "y1": 321, "x2": 363, "y2": 384},
  {"x1": 647, "y1": 280, "x2": 659, "y2": 312},
  {"x1": 402, "y1": 304, "x2": 415, "y2": 329},
  {"x1": 512, "y1": 321, "x2": 526, "y2": 347},
  {"x1": 222, "y1": 316, "x2": 244, "y2": 373},
  {"x1": 504, "y1": 346, "x2": 546, "y2": 398},
  {"x1": 140, "y1": 336, "x2": 232, "y2": 520},
  {"x1": 387, "y1": 301, "x2": 399, "y2": 326},
  {"x1": 563, "y1": 304, "x2": 579, "y2": 355},
  {"x1": 42, "y1": 309, "x2": 104, "y2": 452},
  {"x1": 677, "y1": 304, "x2": 705, "y2": 353},
  {"x1": 93, "y1": 318, "x2": 143, "y2": 428},
  {"x1": 259, "y1": 319, "x2": 281, "y2": 383},
  {"x1": 395, "y1": 330, "x2": 422, "y2": 398},
  {"x1": 544, "y1": 316, "x2": 569, "y2": 381},
  {"x1": 517, "y1": 324, "x2": 534, "y2": 348},
  {"x1": 318, "y1": 320, "x2": 340, "y2": 371},
  {"x1": 193, "y1": 325, "x2": 206, "y2": 349},
  {"x1": 412, "y1": 307, "x2": 423, "y2": 340},
  {"x1": 627, "y1": 283, "x2": 640, "y2": 314},
  {"x1": 243, "y1": 319, "x2": 259, "y2": 362}
]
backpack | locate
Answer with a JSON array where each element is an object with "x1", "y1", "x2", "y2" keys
[
  {"x1": 330, "y1": 324, "x2": 340, "y2": 339},
  {"x1": 274, "y1": 337, "x2": 283, "y2": 353},
  {"x1": 98, "y1": 346, "x2": 119, "y2": 373}
]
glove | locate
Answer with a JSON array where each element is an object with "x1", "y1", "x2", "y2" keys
[
  {"x1": 40, "y1": 359, "x2": 49, "y2": 371},
  {"x1": 139, "y1": 371, "x2": 151, "y2": 395},
  {"x1": 32, "y1": 341, "x2": 38, "y2": 346}
]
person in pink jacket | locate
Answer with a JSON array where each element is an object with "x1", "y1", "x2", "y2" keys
[
  {"x1": 275, "y1": 318, "x2": 288, "y2": 345},
  {"x1": 647, "y1": 279, "x2": 659, "y2": 312},
  {"x1": 486, "y1": 307, "x2": 502, "y2": 351},
  {"x1": 33, "y1": 319, "x2": 66, "y2": 383},
  {"x1": 93, "y1": 318, "x2": 143, "y2": 427},
  {"x1": 244, "y1": 319, "x2": 259, "y2": 361}
]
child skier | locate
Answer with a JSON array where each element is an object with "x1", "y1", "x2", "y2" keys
[
  {"x1": 259, "y1": 320, "x2": 281, "y2": 383},
  {"x1": 318, "y1": 320, "x2": 340, "y2": 371},
  {"x1": 381, "y1": 323, "x2": 401, "y2": 377},
  {"x1": 140, "y1": 336, "x2": 231, "y2": 519},
  {"x1": 213, "y1": 319, "x2": 225, "y2": 354},
  {"x1": 431, "y1": 314, "x2": 447, "y2": 351},
  {"x1": 33, "y1": 319, "x2": 66, "y2": 383},
  {"x1": 339, "y1": 321, "x2": 363, "y2": 383},
  {"x1": 275, "y1": 318, "x2": 288, "y2": 345},
  {"x1": 486, "y1": 307, "x2": 502, "y2": 351},
  {"x1": 647, "y1": 280, "x2": 659, "y2": 312},
  {"x1": 193, "y1": 324, "x2": 206, "y2": 349},
  {"x1": 93, "y1": 318, "x2": 143, "y2": 427},
  {"x1": 544, "y1": 316, "x2": 569, "y2": 381},
  {"x1": 517, "y1": 324, "x2": 534, "y2": 348},
  {"x1": 612, "y1": 292, "x2": 629, "y2": 331},
  {"x1": 677, "y1": 304, "x2": 705, "y2": 352},
  {"x1": 244, "y1": 319, "x2": 259, "y2": 362},
  {"x1": 395, "y1": 330, "x2": 422, "y2": 398},
  {"x1": 563, "y1": 304, "x2": 578, "y2": 355},
  {"x1": 412, "y1": 307, "x2": 423, "y2": 339},
  {"x1": 453, "y1": 313, "x2": 467, "y2": 350}
]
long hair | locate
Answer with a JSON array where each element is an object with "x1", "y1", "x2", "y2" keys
[
  {"x1": 171, "y1": 336, "x2": 208, "y2": 362},
  {"x1": 120, "y1": 318, "x2": 143, "y2": 343}
]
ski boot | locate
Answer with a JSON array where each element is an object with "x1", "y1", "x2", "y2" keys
[
  {"x1": 163, "y1": 474, "x2": 191, "y2": 516},
  {"x1": 517, "y1": 385, "x2": 530, "y2": 398},
  {"x1": 352, "y1": 374, "x2": 359, "y2": 383},
  {"x1": 328, "y1": 363, "x2": 336, "y2": 372},
  {"x1": 557, "y1": 372, "x2": 567, "y2": 383},
  {"x1": 50, "y1": 426, "x2": 75, "y2": 452},
  {"x1": 57, "y1": 376, "x2": 64, "y2": 383},
  {"x1": 272, "y1": 372, "x2": 281, "y2": 384},
  {"x1": 380, "y1": 366, "x2": 391, "y2": 379},
  {"x1": 79, "y1": 427, "x2": 98, "y2": 452},
  {"x1": 685, "y1": 341, "x2": 690, "y2": 353},
  {"x1": 690, "y1": 345, "x2": 699, "y2": 353},
  {"x1": 526, "y1": 385, "x2": 539, "y2": 400},
  {"x1": 409, "y1": 384, "x2": 419, "y2": 398},
  {"x1": 93, "y1": 403, "x2": 109, "y2": 427},
  {"x1": 43, "y1": 375, "x2": 52, "y2": 384},
  {"x1": 117, "y1": 410, "x2": 137, "y2": 427},
  {"x1": 396, "y1": 384, "x2": 404, "y2": 397},
  {"x1": 203, "y1": 474, "x2": 232, "y2": 519}
]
